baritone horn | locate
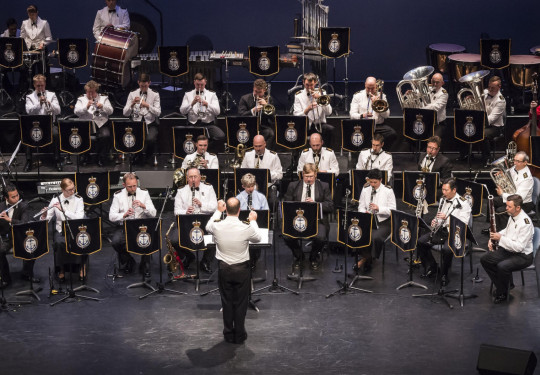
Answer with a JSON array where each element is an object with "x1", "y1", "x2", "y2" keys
[
  {"x1": 372, "y1": 79, "x2": 389, "y2": 113},
  {"x1": 396, "y1": 66, "x2": 434, "y2": 109},
  {"x1": 457, "y1": 70, "x2": 490, "y2": 111}
]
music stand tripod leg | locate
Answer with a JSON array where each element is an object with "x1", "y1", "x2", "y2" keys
[
  {"x1": 187, "y1": 249, "x2": 211, "y2": 293},
  {"x1": 16, "y1": 279, "x2": 43, "y2": 301},
  {"x1": 396, "y1": 253, "x2": 428, "y2": 290},
  {"x1": 446, "y1": 256, "x2": 477, "y2": 307},
  {"x1": 139, "y1": 247, "x2": 187, "y2": 300}
]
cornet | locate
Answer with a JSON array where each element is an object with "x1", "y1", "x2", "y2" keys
[
  {"x1": 132, "y1": 91, "x2": 147, "y2": 121},
  {"x1": 38, "y1": 91, "x2": 52, "y2": 114},
  {"x1": 191, "y1": 185, "x2": 201, "y2": 214},
  {"x1": 195, "y1": 90, "x2": 206, "y2": 118}
]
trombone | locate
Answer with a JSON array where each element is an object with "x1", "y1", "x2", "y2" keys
[
  {"x1": 371, "y1": 80, "x2": 389, "y2": 113},
  {"x1": 309, "y1": 84, "x2": 330, "y2": 133}
]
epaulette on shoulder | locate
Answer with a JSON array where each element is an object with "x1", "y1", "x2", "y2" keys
[
  {"x1": 326, "y1": 147, "x2": 333, "y2": 152},
  {"x1": 441, "y1": 89, "x2": 447, "y2": 94},
  {"x1": 385, "y1": 185, "x2": 392, "y2": 189},
  {"x1": 213, "y1": 219, "x2": 221, "y2": 223},
  {"x1": 75, "y1": 194, "x2": 82, "y2": 198},
  {"x1": 208, "y1": 152, "x2": 216, "y2": 156},
  {"x1": 361, "y1": 148, "x2": 369, "y2": 152},
  {"x1": 302, "y1": 148, "x2": 309, "y2": 153},
  {"x1": 114, "y1": 190, "x2": 122, "y2": 194},
  {"x1": 242, "y1": 220, "x2": 250, "y2": 225},
  {"x1": 270, "y1": 150, "x2": 277, "y2": 154},
  {"x1": 354, "y1": 90, "x2": 362, "y2": 95},
  {"x1": 499, "y1": 94, "x2": 504, "y2": 100},
  {"x1": 525, "y1": 217, "x2": 531, "y2": 225},
  {"x1": 523, "y1": 172, "x2": 529, "y2": 179},
  {"x1": 295, "y1": 91, "x2": 302, "y2": 95},
  {"x1": 79, "y1": 94, "x2": 85, "y2": 98},
  {"x1": 207, "y1": 89, "x2": 215, "y2": 93},
  {"x1": 140, "y1": 188, "x2": 148, "y2": 191},
  {"x1": 202, "y1": 181, "x2": 212, "y2": 186},
  {"x1": 384, "y1": 150, "x2": 391, "y2": 155},
  {"x1": 460, "y1": 196, "x2": 466, "y2": 201}
]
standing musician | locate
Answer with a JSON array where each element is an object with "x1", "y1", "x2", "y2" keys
[
  {"x1": 293, "y1": 72, "x2": 334, "y2": 147},
  {"x1": 25, "y1": 74, "x2": 61, "y2": 172},
  {"x1": 181, "y1": 135, "x2": 218, "y2": 170},
  {"x1": 109, "y1": 173, "x2": 156, "y2": 277},
  {"x1": 481, "y1": 76, "x2": 506, "y2": 166},
  {"x1": 417, "y1": 136, "x2": 453, "y2": 181},
  {"x1": 283, "y1": 163, "x2": 334, "y2": 271},
  {"x1": 356, "y1": 134, "x2": 393, "y2": 183},
  {"x1": 481, "y1": 194, "x2": 534, "y2": 304},
  {"x1": 0, "y1": 184, "x2": 38, "y2": 288},
  {"x1": 416, "y1": 178, "x2": 471, "y2": 285},
  {"x1": 171, "y1": 167, "x2": 217, "y2": 273},
  {"x1": 92, "y1": 0, "x2": 130, "y2": 40},
  {"x1": 40, "y1": 178, "x2": 85, "y2": 282},
  {"x1": 482, "y1": 151, "x2": 534, "y2": 234},
  {"x1": 238, "y1": 78, "x2": 275, "y2": 149},
  {"x1": 122, "y1": 73, "x2": 161, "y2": 164},
  {"x1": 356, "y1": 169, "x2": 396, "y2": 272},
  {"x1": 205, "y1": 198, "x2": 261, "y2": 344},
  {"x1": 180, "y1": 73, "x2": 224, "y2": 152},
  {"x1": 297, "y1": 133, "x2": 339, "y2": 174},
  {"x1": 349, "y1": 76, "x2": 396, "y2": 148},
  {"x1": 20, "y1": 5, "x2": 52, "y2": 75},
  {"x1": 74, "y1": 80, "x2": 114, "y2": 167}
]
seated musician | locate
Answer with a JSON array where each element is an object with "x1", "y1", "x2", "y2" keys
[
  {"x1": 236, "y1": 173, "x2": 269, "y2": 271},
  {"x1": 356, "y1": 134, "x2": 393, "y2": 183},
  {"x1": 481, "y1": 194, "x2": 534, "y2": 304},
  {"x1": 122, "y1": 73, "x2": 161, "y2": 164},
  {"x1": 482, "y1": 151, "x2": 534, "y2": 234},
  {"x1": 74, "y1": 80, "x2": 114, "y2": 167},
  {"x1": 293, "y1": 72, "x2": 335, "y2": 147},
  {"x1": 356, "y1": 169, "x2": 396, "y2": 272},
  {"x1": 40, "y1": 178, "x2": 85, "y2": 282},
  {"x1": 20, "y1": 5, "x2": 52, "y2": 77},
  {"x1": 424, "y1": 73, "x2": 449, "y2": 139},
  {"x1": 171, "y1": 167, "x2": 217, "y2": 273},
  {"x1": 283, "y1": 163, "x2": 334, "y2": 271},
  {"x1": 1, "y1": 17, "x2": 20, "y2": 37},
  {"x1": 481, "y1": 76, "x2": 506, "y2": 166},
  {"x1": 93, "y1": 0, "x2": 130, "y2": 40},
  {"x1": 238, "y1": 78, "x2": 276, "y2": 149},
  {"x1": 25, "y1": 74, "x2": 61, "y2": 172},
  {"x1": 0, "y1": 184, "x2": 38, "y2": 288},
  {"x1": 350, "y1": 76, "x2": 396, "y2": 148},
  {"x1": 417, "y1": 178, "x2": 471, "y2": 286},
  {"x1": 297, "y1": 133, "x2": 339, "y2": 175},
  {"x1": 181, "y1": 135, "x2": 218, "y2": 170},
  {"x1": 417, "y1": 136, "x2": 453, "y2": 181},
  {"x1": 180, "y1": 73, "x2": 224, "y2": 152},
  {"x1": 109, "y1": 173, "x2": 156, "y2": 277}
]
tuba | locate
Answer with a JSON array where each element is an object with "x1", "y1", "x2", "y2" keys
[
  {"x1": 490, "y1": 156, "x2": 517, "y2": 194},
  {"x1": 372, "y1": 79, "x2": 389, "y2": 113},
  {"x1": 457, "y1": 70, "x2": 490, "y2": 111},
  {"x1": 230, "y1": 143, "x2": 246, "y2": 168},
  {"x1": 396, "y1": 66, "x2": 434, "y2": 109}
]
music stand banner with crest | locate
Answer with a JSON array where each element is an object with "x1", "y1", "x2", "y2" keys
[
  {"x1": 20, "y1": 115, "x2": 53, "y2": 148},
  {"x1": 480, "y1": 39, "x2": 511, "y2": 70},
  {"x1": 158, "y1": 46, "x2": 189, "y2": 77},
  {"x1": 172, "y1": 126, "x2": 206, "y2": 160},
  {"x1": 281, "y1": 202, "x2": 319, "y2": 239},
  {"x1": 319, "y1": 27, "x2": 350, "y2": 59},
  {"x1": 235, "y1": 168, "x2": 269, "y2": 198},
  {"x1": 75, "y1": 172, "x2": 111, "y2": 205},
  {"x1": 226, "y1": 116, "x2": 258, "y2": 150},
  {"x1": 447, "y1": 216, "x2": 469, "y2": 258},
  {"x1": 12, "y1": 221, "x2": 49, "y2": 261},
  {"x1": 57, "y1": 38, "x2": 88, "y2": 69},
  {"x1": 199, "y1": 170, "x2": 220, "y2": 199},
  {"x1": 63, "y1": 218, "x2": 102, "y2": 256},
  {"x1": 0, "y1": 37, "x2": 23, "y2": 68},
  {"x1": 239, "y1": 209, "x2": 270, "y2": 229},
  {"x1": 454, "y1": 109, "x2": 485, "y2": 143},
  {"x1": 112, "y1": 121, "x2": 145, "y2": 153},
  {"x1": 390, "y1": 210, "x2": 420, "y2": 252},
  {"x1": 58, "y1": 120, "x2": 92, "y2": 154},
  {"x1": 403, "y1": 108, "x2": 436, "y2": 141},
  {"x1": 341, "y1": 119, "x2": 374, "y2": 152},
  {"x1": 125, "y1": 218, "x2": 161, "y2": 256},
  {"x1": 402, "y1": 171, "x2": 439, "y2": 207},
  {"x1": 455, "y1": 178, "x2": 484, "y2": 217},
  {"x1": 337, "y1": 211, "x2": 372, "y2": 249},
  {"x1": 351, "y1": 170, "x2": 388, "y2": 202},
  {"x1": 275, "y1": 115, "x2": 307, "y2": 150},
  {"x1": 177, "y1": 214, "x2": 212, "y2": 252},
  {"x1": 248, "y1": 46, "x2": 280, "y2": 77}
]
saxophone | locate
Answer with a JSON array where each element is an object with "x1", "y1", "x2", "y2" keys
[{"x1": 163, "y1": 222, "x2": 181, "y2": 275}]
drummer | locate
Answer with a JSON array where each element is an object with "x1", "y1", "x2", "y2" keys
[
  {"x1": 20, "y1": 5, "x2": 52, "y2": 77},
  {"x1": 93, "y1": 0, "x2": 131, "y2": 40}
]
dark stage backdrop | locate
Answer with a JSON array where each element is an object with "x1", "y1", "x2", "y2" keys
[{"x1": 2, "y1": 0, "x2": 538, "y2": 82}]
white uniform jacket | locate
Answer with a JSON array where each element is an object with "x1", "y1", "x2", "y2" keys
[
  {"x1": 180, "y1": 89, "x2": 220, "y2": 124},
  {"x1": 483, "y1": 90, "x2": 506, "y2": 127},
  {"x1": 499, "y1": 210, "x2": 534, "y2": 255},
  {"x1": 20, "y1": 17, "x2": 52, "y2": 50},
  {"x1": 122, "y1": 88, "x2": 161, "y2": 125},
  {"x1": 241, "y1": 148, "x2": 283, "y2": 184},
  {"x1": 349, "y1": 89, "x2": 389, "y2": 124},
  {"x1": 26, "y1": 90, "x2": 61, "y2": 120},
  {"x1": 74, "y1": 94, "x2": 114, "y2": 128},
  {"x1": 356, "y1": 149, "x2": 393, "y2": 181},
  {"x1": 174, "y1": 183, "x2": 217, "y2": 215},
  {"x1": 435, "y1": 194, "x2": 472, "y2": 230},
  {"x1": 358, "y1": 184, "x2": 396, "y2": 223},
  {"x1": 93, "y1": 6, "x2": 130, "y2": 40},
  {"x1": 45, "y1": 194, "x2": 84, "y2": 233},
  {"x1": 109, "y1": 188, "x2": 156, "y2": 224},
  {"x1": 181, "y1": 151, "x2": 219, "y2": 169},
  {"x1": 424, "y1": 87, "x2": 448, "y2": 123},
  {"x1": 502, "y1": 166, "x2": 534, "y2": 203},
  {"x1": 297, "y1": 147, "x2": 339, "y2": 174},
  {"x1": 293, "y1": 89, "x2": 332, "y2": 126}
]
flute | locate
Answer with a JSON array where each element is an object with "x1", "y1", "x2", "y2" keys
[{"x1": 2, "y1": 199, "x2": 22, "y2": 216}]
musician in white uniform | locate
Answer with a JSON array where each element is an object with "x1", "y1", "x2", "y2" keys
[
  {"x1": 123, "y1": 73, "x2": 161, "y2": 163},
  {"x1": 109, "y1": 173, "x2": 156, "y2": 276},
  {"x1": 297, "y1": 133, "x2": 339, "y2": 174},
  {"x1": 180, "y1": 73, "x2": 224, "y2": 152},
  {"x1": 181, "y1": 135, "x2": 218, "y2": 169},
  {"x1": 356, "y1": 134, "x2": 393, "y2": 183},
  {"x1": 293, "y1": 72, "x2": 334, "y2": 147},
  {"x1": 424, "y1": 73, "x2": 449, "y2": 138},
  {"x1": 481, "y1": 194, "x2": 534, "y2": 303},
  {"x1": 171, "y1": 167, "x2": 217, "y2": 273},
  {"x1": 481, "y1": 76, "x2": 506, "y2": 166},
  {"x1": 20, "y1": 5, "x2": 52, "y2": 78},
  {"x1": 417, "y1": 178, "x2": 471, "y2": 285},
  {"x1": 24, "y1": 74, "x2": 61, "y2": 172},
  {"x1": 40, "y1": 178, "x2": 84, "y2": 282},
  {"x1": 206, "y1": 198, "x2": 261, "y2": 344},
  {"x1": 349, "y1": 76, "x2": 396, "y2": 148},
  {"x1": 92, "y1": 0, "x2": 130, "y2": 40},
  {"x1": 357, "y1": 169, "x2": 396, "y2": 271},
  {"x1": 74, "y1": 80, "x2": 114, "y2": 167}
]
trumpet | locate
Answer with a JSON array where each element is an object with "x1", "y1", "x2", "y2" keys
[
  {"x1": 371, "y1": 79, "x2": 389, "y2": 113},
  {"x1": 132, "y1": 91, "x2": 147, "y2": 121},
  {"x1": 257, "y1": 83, "x2": 275, "y2": 116},
  {"x1": 195, "y1": 90, "x2": 206, "y2": 118},
  {"x1": 191, "y1": 185, "x2": 201, "y2": 214}
]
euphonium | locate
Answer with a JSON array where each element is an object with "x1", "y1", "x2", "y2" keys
[
  {"x1": 163, "y1": 222, "x2": 180, "y2": 273},
  {"x1": 490, "y1": 157, "x2": 517, "y2": 194},
  {"x1": 372, "y1": 79, "x2": 389, "y2": 113},
  {"x1": 396, "y1": 66, "x2": 434, "y2": 109},
  {"x1": 457, "y1": 70, "x2": 490, "y2": 111}
]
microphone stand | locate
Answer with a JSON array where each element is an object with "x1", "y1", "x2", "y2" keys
[{"x1": 139, "y1": 187, "x2": 186, "y2": 299}]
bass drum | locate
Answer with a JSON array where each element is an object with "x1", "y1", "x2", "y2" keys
[{"x1": 91, "y1": 26, "x2": 138, "y2": 88}]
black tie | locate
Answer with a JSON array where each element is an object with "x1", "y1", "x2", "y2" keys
[
  {"x1": 446, "y1": 199, "x2": 453, "y2": 204},
  {"x1": 428, "y1": 157, "x2": 434, "y2": 162},
  {"x1": 247, "y1": 194, "x2": 253, "y2": 208},
  {"x1": 307, "y1": 184, "x2": 311, "y2": 199},
  {"x1": 487, "y1": 94, "x2": 493, "y2": 99},
  {"x1": 109, "y1": 9, "x2": 116, "y2": 13},
  {"x1": 64, "y1": 200, "x2": 69, "y2": 205},
  {"x1": 32, "y1": 22, "x2": 36, "y2": 27},
  {"x1": 128, "y1": 193, "x2": 135, "y2": 197},
  {"x1": 193, "y1": 187, "x2": 200, "y2": 191}
]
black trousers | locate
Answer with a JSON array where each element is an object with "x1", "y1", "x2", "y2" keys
[
  {"x1": 111, "y1": 228, "x2": 150, "y2": 270},
  {"x1": 480, "y1": 248, "x2": 533, "y2": 295},
  {"x1": 143, "y1": 123, "x2": 159, "y2": 158},
  {"x1": 416, "y1": 229, "x2": 454, "y2": 277},
  {"x1": 218, "y1": 259, "x2": 251, "y2": 343},
  {"x1": 284, "y1": 223, "x2": 327, "y2": 262},
  {"x1": 54, "y1": 231, "x2": 83, "y2": 271},
  {"x1": 493, "y1": 196, "x2": 534, "y2": 230},
  {"x1": 482, "y1": 125, "x2": 504, "y2": 159},
  {"x1": 434, "y1": 120, "x2": 449, "y2": 139},
  {"x1": 94, "y1": 123, "x2": 111, "y2": 160},
  {"x1": 371, "y1": 219, "x2": 391, "y2": 259},
  {"x1": 374, "y1": 123, "x2": 397, "y2": 150}
]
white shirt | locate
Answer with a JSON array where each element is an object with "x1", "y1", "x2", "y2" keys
[
  {"x1": 181, "y1": 151, "x2": 219, "y2": 170},
  {"x1": 356, "y1": 149, "x2": 393, "y2": 181},
  {"x1": 109, "y1": 188, "x2": 156, "y2": 224},
  {"x1": 1, "y1": 29, "x2": 20, "y2": 38},
  {"x1": 293, "y1": 89, "x2": 332, "y2": 126},
  {"x1": 74, "y1": 94, "x2": 114, "y2": 128},
  {"x1": 502, "y1": 166, "x2": 534, "y2": 203},
  {"x1": 424, "y1": 87, "x2": 448, "y2": 123},
  {"x1": 301, "y1": 182, "x2": 317, "y2": 202},
  {"x1": 45, "y1": 193, "x2": 84, "y2": 233},
  {"x1": 122, "y1": 88, "x2": 161, "y2": 125},
  {"x1": 174, "y1": 183, "x2": 217, "y2": 215},
  {"x1": 420, "y1": 154, "x2": 436, "y2": 173},
  {"x1": 358, "y1": 184, "x2": 396, "y2": 223},
  {"x1": 180, "y1": 89, "x2": 220, "y2": 124},
  {"x1": 435, "y1": 194, "x2": 471, "y2": 229},
  {"x1": 241, "y1": 148, "x2": 283, "y2": 184},
  {"x1": 349, "y1": 89, "x2": 389, "y2": 124},
  {"x1": 93, "y1": 6, "x2": 130, "y2": 40},
  {"x1": 20, "y1": 17, "x2": 52, "y2": 50},
  {"x1": 236, "y1": 190, "x2": 269, "y2": 210},
  {"x1": 26, "y1": 90, "x2": 61, "y2": 120},
  {"x1": 206, "y1": 210, "x2": 262, "y2": 265},
  {"x1": 499, "y1": 210, "x2": 534, "y2": 255},
  {"x1": 483, "y1": 90, "x2": 506, "y2": 127},
  {"x1": 297, "y1": 147, "x2": 339, "y2": 174}
]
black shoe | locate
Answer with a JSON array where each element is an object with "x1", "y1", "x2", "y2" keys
[
  {"x1": 310, "y1": 261, "x2": 320, "y2": 270},
  {"x1": 124, "y1": 257, "x2": 136, "y2": 274},
  {"x1": 24, "y1": 161, "x2": 32, "y2": 172},
  {"x1": 441, "y1": 275, "x2": 449, "y2": 287},
  {"x1": 494, "y1": 293, "x2": 508, "y2": 304},
  {"x1": 21, "y1": 275, "x2": 41, "y2": 283},
  {"x1": 481, "y1": 227, "x2": 491, "y2": 235},
  {"x1": 55, "y1": 162, "x2": 63, "y2": 172},
  {"x1": 65, "y1": 155, "x2": 73, "y2": 165},
  {"x1": 200, "y1": 261, "x2": 212, "y2": 274},
  {"x1": 292, "y1": 259, "x2": 301, "y2": 270},
  {"x1": 421, "y1": 266, "x2": 436, "y2": 278}
]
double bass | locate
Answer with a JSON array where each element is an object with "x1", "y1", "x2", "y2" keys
[{"x1": 513, "y1": 72, "x2": 540, "y2": 178}]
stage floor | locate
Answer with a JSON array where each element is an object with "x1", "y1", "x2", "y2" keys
[{"x1": 1, "y1": 201, "x2": 539, "y2": 375}]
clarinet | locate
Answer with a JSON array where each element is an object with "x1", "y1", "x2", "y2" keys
[
  {"x1": 415, "y1": 179, "x2": 425, "y2": 218},
  {"x1": 192, "y1": 185, "x2": 200, "y2": 214},
  {"x1": 247, "y1": 193, "x2": 253, "y2": 211},
  {"x1": 429, "y1": 197, "x2": 445, "y2": 240},
  {"x1": 368, "y1": 188, "x2": 376, "y2": 213},
  {"x1": 488, "y1": 194, "x2": 498, "y2": 251}
]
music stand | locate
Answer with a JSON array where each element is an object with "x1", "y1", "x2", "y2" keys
[
  {"x1": 455, "y1": 178, "x2": 484, "y2": 218},
  {"x1": 158, "y1": 118, "x2": 187, "y2": 168},
  {"x1": 351, "y1": 170, "x2": 388, "y2": 202},
  {"x1": 58, "y1": 120, "x2": 92, "y2": 173},
  {"x1": 57, "y1": 38, "x2": 88, "y2": 107},
  {"x1": 112, "y1": 121, "x2": 145, "y2": 172},
  {"x1": 234, "y1": 168, "x2": 270, "y2": 198},
  {"x1": 275, "y1": 115, "x2": 308, "y2": 178},
  {"x1": 172, "y1": 125, "x2": 206, "y2": 163},
  {"x1": 454, "y1": 109, "x2": 486, "y2": 176},
  {"x1": 199, "y1": 168, "x2": 220, "y2": 199},
  {"x1": 0, "y1": 37, "x2": 23, "y2": 109},
  {"x1": 403, "y1": 108, "x2": 436, "y2": 162},
  {"x1": 341, "y1": 119, "x2": 374, "y2": 153},
  {"x1": 158, "y1": 46, "x2": 189, "y2": 116},
  {"x1": 226, "y1": 116, "x2": 258, "y2": 150},
  {"x1": 20, "y1": 115, "x2": 53, "y2": 181}
]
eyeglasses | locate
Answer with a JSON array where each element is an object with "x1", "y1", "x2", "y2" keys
[
  {"x1": 513, "y1": 159, "x2": 525, "y2": 163},
  {"x1": 65, "y1": 187, "x2": 76, "y2": 192}
]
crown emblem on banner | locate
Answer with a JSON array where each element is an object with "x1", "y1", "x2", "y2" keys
[
  {"x1": 465, "y1": 186, "x2": 472, "y2": 194},
  {"x1": 466, "y1": 116, "x2": 473, "y2": 122},
  {"x1": 415, "y1": 114, "x2": 423, "y2": 121},
  {"x1": 401, "y1": 220, "x2": 408, "y2": 227},
  {"x1": 296, "y1": 209, "x2": 304, "y2": 216},
  {"x1": 71, "y1": 127, "x2": 79, "y2": 134},
  {"x1": 331, "y1": 32, "x2": 338, "y2": 39},
  {"x1": 26, "y1": 229, "x2": 35, "y2": 236},
  {"x1": 88, "y1": 176, "x2": 97, "y2": 184},
  {"x1": 32, "y1": 121, "x2": 40, "y2": 127},
  {"x1": 192, "y1": 221, "x2": 201, "y2": 228},
  {"x1": 78, "y1": 225, "x2": 87, "y2": 232},
  {"x1": 239, "y1": 122, "x2": 247, "y2": 130},
  {"x1": 351, "y1": 218, "x2": 359, "y2": 226},
  {"x1": 139, "y1": 225, "x2": 147, "y2": 232},
  {"x1": 125, "y1": 126, "x2": 133, "y2": 134}
]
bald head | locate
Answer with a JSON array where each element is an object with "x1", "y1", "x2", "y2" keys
[
  {"x1": 226, "y1": 197, "x2": 240, "y2": 216},
  {"x1": 365, "y1": 77, "x2": 377, "y2": 94},
  {"x1": 431, "y1": 73, "x2": 444, "y2": 91},
  {"x1": 253, "y1": 135, "x2": 266, "y2": 155},
  {"x1": 309, "y1": 132, "x2": 323, "y2": 153}
]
